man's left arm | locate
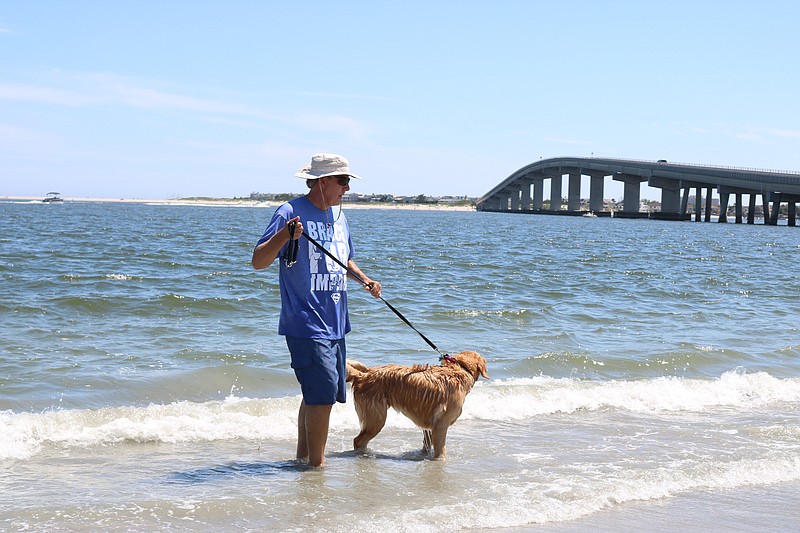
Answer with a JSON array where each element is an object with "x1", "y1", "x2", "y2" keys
[{"x1": 347, "y1": 260, "x2": 382, "y2": 298}]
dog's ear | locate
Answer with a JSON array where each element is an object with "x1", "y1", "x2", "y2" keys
[
  {"x1": 455, "y1": 351, "x2": 489, "y2": 380},
  {"x1": 474, "y1": 355, "x2": 489, "y2": 379},
  {"x1": 346, "y1": 360, "x2": 369, "y2": 382},
  {"x1": 477, "y1": 357, "x2": 489, "y2": 379}
]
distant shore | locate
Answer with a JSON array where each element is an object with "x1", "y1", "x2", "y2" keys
[{"x1": 1, "y1": 196, "x2": 476, "y2": 211}]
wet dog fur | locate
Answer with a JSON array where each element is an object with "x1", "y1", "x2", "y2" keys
[{"x1": 345, "y1": 350, "x2": 489, "y2": 459}]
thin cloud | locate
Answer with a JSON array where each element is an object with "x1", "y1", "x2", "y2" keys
[
  {"x1": 0, "y1": 83, "x2": 91, "y2": 105},
  {"x1": 735, "y1": 131, "x2": 767, "y2": 143},
  {"x1": 110, "y1": 83, "x2": 269, "y2": 117},
  {"x1": 0, "y1": 123, "x2": 49, "y2": 142},
  {"x1": 767, "y1": 128, "x2": 800, "y2": 139},
  {"x1": 734, "y1": 125, "x2": 800, "y2": 143},
  {"x1": 1, "y1": 71, "x2": 373, "y2": 138},
  {"x1": 74, "y1": 72, "x2": 279, "y2": 119},
  {"x1": 0, "y1": 122, "x2": 70, "y2": 159},
  {"x1": 0, "y1": 73, "x2": 272, "y2": 119},
  {"x1": 294, "y1": 90, "x2": 400, "y2": 103},
  {"x1": 293, "y1": 111, "x2": 374, "y2": 141}
]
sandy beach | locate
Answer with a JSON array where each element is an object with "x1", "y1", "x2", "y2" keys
[{"x1": 1, "y1": 195, "x2": 475, "y2": 211}]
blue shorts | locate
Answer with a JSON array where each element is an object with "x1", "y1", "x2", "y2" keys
[{"x1": 285, "y1": 336, "x2": 347, "y2": 405}]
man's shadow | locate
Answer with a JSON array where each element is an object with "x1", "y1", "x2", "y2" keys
[
  {"x1": 165, "y1": 460, "x2": 310, "y2": 484},
  {"x1": 165, "y1": 448, "x2": 432, "y2": 484}
]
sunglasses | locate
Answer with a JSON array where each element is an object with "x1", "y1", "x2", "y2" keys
[{"x1": 328, "y1": 176, "x2": 350, "y2": 186}]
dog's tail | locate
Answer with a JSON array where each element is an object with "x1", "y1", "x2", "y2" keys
[{"x1": 345, "y1": 360, "x2": 369, "y2": 382}]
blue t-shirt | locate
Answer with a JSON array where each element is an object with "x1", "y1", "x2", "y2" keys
[{"x1": 256, "y1": 196, "x2": 354, "y2": 339}]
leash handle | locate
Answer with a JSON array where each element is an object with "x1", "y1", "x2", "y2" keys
[
  {"x1": 285, "y1": 220, "x2": 299, "y2": 267},
  {"x1": 301, "y1": 230, "x2": 446, "y2": 357}
]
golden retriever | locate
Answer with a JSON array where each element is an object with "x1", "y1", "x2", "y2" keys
[{"x1": 345, "y1": 350, "x2": 489, "y2": 459}]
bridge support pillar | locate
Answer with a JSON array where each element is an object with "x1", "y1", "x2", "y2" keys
[
  {"x1": 748, "y1": 194, "x2": 756, "y2": 224},
  {"x1": 763, "y1": 193, "x2": 772, "y2": 224},
  {"x1": 648, "y1": 176, "x2": 681, "y2": 218},
  {"x1": 614, "y1": 174, "x2": 645, "y2": 214},
  {"x1": 719, "y1": 185, "x2": 759, "y2": 224},
  {"x1": 719, "y1": 191, "x2": 729, "y2": 223},
  {"x1": 735, "y1": 193, "x2": 743, "y2": 223},
  {"x1": 681, "y1": 187, "x2": 690, "y2": 218},
  {"x1": 568, "y1": 173, "x2": 581, "y2": 211},
  {"x1": 482, "y1": 196, "x2": 497, "y2": 210},
  {"x1": 589, "y1": 175, "x2": 604, "y2": 212},
  {"x1": 532, "y1": 178, "x2": 544, "y2": 210},
  {"x1": 549, "y1": 173, "x2": 563, "y2": 211},
  {"x1": 661, "y1": 188, "x2": 680, "y2": 216},
  {"x1": 493, "y1": 192, "x2": 510, "y2": 211},
  {"x1": 704, "y1": 188, "x2": 713, "y2": 222},
  {"x1": 768, "y1": 193, "x2": 800, "y2": 226},
  {"x1": 694, "y1": 187, "x2": 702, "y2": 221},
  {"x1": 510, "y1": 185, "x2": 522, "y2": 211},
  {"x1": 624, "y1": 181, "x2": 640, "y2": 213},
  {"x1": 520, "y1": 180, "x2": 532, "y2": 211},
  {"x1": 772, "y1": 197, "x2": 781, "y2": 226}
]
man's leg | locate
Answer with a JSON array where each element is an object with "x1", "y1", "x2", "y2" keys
[
  {"x1": 304, "y1": 403, "x2": 333, "y2": 467},
  {"x1": 286, "y1": 336, "x2": 341, "y2": 467},
  {"x1": 296, "y1": 400, "x2": 309, "y2": 462}
]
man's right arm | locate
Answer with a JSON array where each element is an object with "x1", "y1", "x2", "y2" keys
[{"x1": 252, "y1": 216, "x2": 301, "y2": 270}]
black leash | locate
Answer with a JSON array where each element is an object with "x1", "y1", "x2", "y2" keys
[
  {"x1": 301, "y1": 230, "x2": 452, "y2": 361},
  {"x1": 285, "y1": 220, "x2": 299, "y2": 267}
]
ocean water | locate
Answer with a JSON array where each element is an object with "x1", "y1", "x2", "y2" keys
[{"x1": 1, "y1": 200, "x2": 799, "y2": 532}]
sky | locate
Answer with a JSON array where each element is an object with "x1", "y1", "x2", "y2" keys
[{"x1": 2, "y1": 1, "x2": 799, "y2": 200}]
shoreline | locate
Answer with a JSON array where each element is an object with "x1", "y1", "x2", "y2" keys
[{"x1": 0, "y1": 195, "x2": 475, "y2": 211}]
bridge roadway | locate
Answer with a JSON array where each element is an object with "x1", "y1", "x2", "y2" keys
[{"x1": 476, "y1": 157, "x2": 800, "y2": 225}]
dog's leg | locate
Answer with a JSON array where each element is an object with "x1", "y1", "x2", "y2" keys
[
  {"x1": 353, "y1": 407, "x2": 387, "y2": 451},
  {"x1": 422, "y1": 430, "x2": 433, "y2": 455},
  {"x1": 430, "y1": 424, "x2": 449, "y2": 459}
]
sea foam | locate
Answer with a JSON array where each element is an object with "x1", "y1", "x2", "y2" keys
[{"x1": 4, "y1": 369, "x2": 798, "y2": 462}]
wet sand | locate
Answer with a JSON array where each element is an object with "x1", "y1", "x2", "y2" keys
[{"x1": 486, "y1": 482, "x2": 800, "y2": 532}]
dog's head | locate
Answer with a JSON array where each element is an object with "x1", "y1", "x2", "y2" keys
[{"x1": 448, "y1": 350, "x2": 489, "y2": 381}]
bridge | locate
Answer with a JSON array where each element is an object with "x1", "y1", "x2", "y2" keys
[{"x1": 476, "y1": 157, "x2": 800, "y2": 225}]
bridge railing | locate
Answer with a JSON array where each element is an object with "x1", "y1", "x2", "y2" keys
[{"x1": 550, "y1": 155, "x2": 800, "y2": 176}]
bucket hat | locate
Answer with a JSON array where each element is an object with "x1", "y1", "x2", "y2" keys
[{"x1": 294, "y1": 153, "x2": 363, "y2": 180}]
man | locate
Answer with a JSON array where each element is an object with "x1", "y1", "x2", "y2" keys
[{"x1": 252, "y1": 153, "x2": 382, "y2": 467}]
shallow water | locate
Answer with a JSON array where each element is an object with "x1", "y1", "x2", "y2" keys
[{"x1": 2, "y1": 200, "x2": 799, "y2": 531}]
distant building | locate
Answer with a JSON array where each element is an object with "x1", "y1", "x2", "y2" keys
[{"x1": 248, "y1": 191, "x2": 478, "y2": 205}]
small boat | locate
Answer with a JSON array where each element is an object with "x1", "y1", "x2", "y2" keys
[
  {"x1": 42, "y1": 192, "x2": 64, "y2": 203},
  {"x1": 582, "y1": 211, "x2": 597, "y2": 218}
]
